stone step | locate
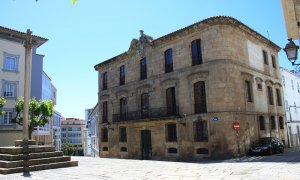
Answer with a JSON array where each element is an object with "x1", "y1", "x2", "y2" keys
[
  {"x1": 0, "y1": 160, "x2": 78, "y2": 174},
  {"x1": 0, "y1": 151, "x2": 63, "y2": 161},
  {"x1": 0, "y1": 156, "x2": 71, "y2": 168},
  {"x1": 0, "y1": 146, "x2": 56, "y2": 155}
]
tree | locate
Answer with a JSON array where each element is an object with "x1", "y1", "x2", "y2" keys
[
  {"x1": 12, "y1": 97, "x2": 54, "y2": 139},
  {"x1": 61, "y1": 143, "x2": 74, "y2": 156},
  {"x1": 0, "y1": 97, "x2": 6, "y2": 115}
]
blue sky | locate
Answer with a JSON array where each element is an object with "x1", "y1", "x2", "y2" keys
[{"x1": 0, "y1": 0, "x2": 292, "y2": 119}]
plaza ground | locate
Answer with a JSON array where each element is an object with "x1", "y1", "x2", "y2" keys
[{"x1": 1, "y1": 147, "x2": 300, "y2": 180}]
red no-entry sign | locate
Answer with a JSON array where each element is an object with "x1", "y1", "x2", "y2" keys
[{"x1": 232, "y1": 121, "x2": 240, "y2": 131}]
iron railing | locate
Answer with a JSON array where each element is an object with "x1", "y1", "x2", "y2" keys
[{"x1": 113, "y1": 106, "x2": 179, "y2": 122}]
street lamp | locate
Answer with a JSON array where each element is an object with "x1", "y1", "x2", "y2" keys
[{"x1": 284, "y1": 39, "x2": 299, "y2": 65}]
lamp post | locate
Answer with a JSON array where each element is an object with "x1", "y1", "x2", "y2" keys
[{"x1": 284, "y1": 39, "x2": 300, "y2": 70}]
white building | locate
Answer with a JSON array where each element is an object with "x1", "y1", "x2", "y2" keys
[
  {"x1": 281, "y1": 67, "x2": 300, "y2": 147},
  {"x1": 52, "y1": 111, "x2": 62, "y2": 151},
  {"x1": 85, "y1": 104, "x2": 99, "y2": 157}
]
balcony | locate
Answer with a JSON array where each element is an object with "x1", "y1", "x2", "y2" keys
[{"x1": 113, "y1": 106, "x2": 179, "y2": 122}]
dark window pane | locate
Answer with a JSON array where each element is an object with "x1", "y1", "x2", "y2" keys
[
  {"x1": 102, "y1": 101, "x2": 108, "y2": 123},
  {"x1": 101, "y1": 128, "x2": 108, "y2": 142},
  {"x1": 245, "y1": 80, "x2": 253, "y2": 102},
  {"x1": 196, "y1": 148, "x2": 209, "y2": 154},
  {"x1": 120, "y1": 65, "x2": 125, "y2": 85},
  {"x1": 191, "y1": 39, "x2": 203, "y2": 66},
  {"x1": 259, "y1": 116, "x2": 265, "y2": 130},
  {"x1": 140, "y1": 58, "x2": 147, "y2": 80},
  {"x1": 263, "y1": 50, "x2": 268, "y2": 65},
  {"x1": 120, "y1": 147, "x2": 127, "y2": 152},
  {"x1": 194, "y1": 121, "x2": 208, "y2": 141},
  {"x1": 279, "y1": 117, "x2": 284, "y2": 129},
  {"x1": 102, "y1": 147, "x2": 108, "y2": 151},
  {"x1": 166, "y1": 124, "x2": 177, "y2": 142},
  {"x1": 194, "y1": 81, "x2": 207, "y2": 113},
  {"x1": 119, "y1": 127, "x2": 127, "y2": 142},
  {"x1": 165, "y1": 49, "x2": 173, "y2": 73},
  {"x1": 276, "y1": 89, "x2": 282, "y2": 106},
  {"x1": 102, "y1": 72, "x2": 107, "y2": 90},
  {"x1": 168, "y1": 148, "x2": 178, "y2": 154},
  {"x1": 272, "y1": 55, "x2": 276, "y2": 68},
  {"x1": 141, "y1": 93, "x2": 149, "y2": 118},
  {"x1": 270, "y1": 116, "x2": 276, "y2": 130},
  {"x1": 267, "y1": 86, "x2": 274, "y2": 105},
  {"x1": 166, "y1": 87, "x2": 176, "y2": 116},
  {"x1": 120, "y1": 97, "x2": 127, "y2": 121}
]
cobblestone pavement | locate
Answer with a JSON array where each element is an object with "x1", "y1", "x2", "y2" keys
[{"x1": 1, "y1": 147, "x2": 300, "y2": 180}]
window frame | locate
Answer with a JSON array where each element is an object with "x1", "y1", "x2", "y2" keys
[
  {"x1": 102, "y1": 101, "x2": 108, "y2": 123},
  {"x1": 263, "y1": 50, "x2": 268, "y2": 65},
  {"x1": 194, "y1": 120, "x2": 208, "y2": 142},
  {"x1": 245, "y1": 80, "x2": 253, "y2": 102},
  {"x1": 259, "y1": 115, "x2": 265, "y2": 130},
  {"x1": 166, "y1": 123, "x2": 177, "y2": 142},
  {"x1": 101, "y1": 128, "x2": 108, "y2": 142},
  {"x1": 119, "y1": 127, "x2": 127, "y2": 142},
  {"x1": 165, "y1": 49, "x2": 174, "y2": 73},
  {"x1": 3, "y1": 52, "x2": 19, "y2": 72},
  {"x1": 271, "y1": 55, "x2": 277, "y2": 68},
  {"x1": 119, "y1": 65, "x2": 125, "y2": 86},
  {"x1": 194, "y1": 81, "x2": 207, "y2": 114},
  {"x1": 276, "y1": 88, "x2": 282, "y2": 106},
  {"x1": 140, "y1": 58, "x2": 147, "y2": 80},
  {"x1": 267, "y1": 86, "x2": 274, "y2": 105},
  {"x1": 102, "y1": 72, "x2": 108, "y2": 90},
  {"x1": 270, "y1": 116, "x2": 276, "y2": 130},
  {"x1": 191, "y1": 39, "x2": 203, "y2": 66}
]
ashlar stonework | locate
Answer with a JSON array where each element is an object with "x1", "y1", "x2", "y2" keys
[{"x1": 94, "y1": 16, "x2": 286, "y2": 161}]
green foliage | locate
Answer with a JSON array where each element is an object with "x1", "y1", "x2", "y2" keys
[
  {"x1": 0, "y1": 97, "x2": 6, "y2": 115},
  {"x1": 62, "y1": 143, "x2": 74, "y2": 156},
  {"x1": 12, "y1": 97, "x2": 54, "y2": 139}
]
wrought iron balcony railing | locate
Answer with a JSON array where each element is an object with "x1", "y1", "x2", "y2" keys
[{"x1": 112, "y1": 106, "x2": 179, "y2": 123}]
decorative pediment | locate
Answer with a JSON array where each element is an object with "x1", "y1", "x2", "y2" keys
[
  {"x1": 241, "y1": 72, "x2": 254, "y2": 82},
  {"x1": 265, "y1": 79, "x2": 274, "y2": 86},
  {"x1": 127, "y1": 30, "x2": 153, "y2": 59}
]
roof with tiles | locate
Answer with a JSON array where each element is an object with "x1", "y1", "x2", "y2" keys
[
  {"x1": 94, "y1": 16, "x2": 281, "y2": 71},
  {"x1": 0, "y1": 26, "x2": 48, "y2": 47}
]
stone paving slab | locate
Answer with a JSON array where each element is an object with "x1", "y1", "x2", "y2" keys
[{"x1": 0, "y1": 147, "x2": 299, "y2": 180}]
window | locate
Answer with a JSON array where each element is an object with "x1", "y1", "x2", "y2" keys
[
  {"x1": 279, "y1": 117, "x2": 284, "y2": 129},
  {"x1": 271, "y1": 55, "x2": 276, "y2": 68},
  {"x1": 120, "y1": 147, "x2": 127, "y2": 152},
  {"x1": 263, "y1": 50, "x2": 268, "y2": 65},
  {"x1": 101, "y1": 128, "x2": 108, "y2": 142},
  {"x1": 165, "y1": 49, "x2": 173, "y2": 73},
  {"x1": 276, "y1": 89, "x2": 282, "y2": 106},
  {"x1": 119, "y1": 65, "x2": 125, "y2": 85},
  {"x1": 3, "y1": 111, "x2": 13, "y2": 125},
  {"x1": 291, "y1": 80, "x2": 294, "y2": 90},
  {"x1": 166, "y1": 124, "x2": 177, "y2": 142},
  {"x1": 257, "y1": 83, "x2": 262, "y2": 91},
  {"x1": 259, "y1": 116, "x2": 265, "y2": 130},
  {"x1": 68, "y1": 127, "x2": 72, "y2": 131},
  {"x1": 194, "y1": 121, "x2": 208, "y2": 142},
  {"x1": 267, "y1": 86, "x2": 274, "y2": 105},
  {"x1": 141, "y1": 93, "x2": 149, "y2": 118},
  {"x1": 3, "y1": 82, "x2": 16, "y2": 98},
  {"x1": 245, "y1": 80, "x2": 253, "y2": 102},
  {"x1": 140, "y1": 58, "x2": 147, "y2": 80},
  {"x1": 191, "y1": 39, "x2": 203, "y2": 66},
  {"x1": 168, "y1": 148, "x2": 178, "y2": 154},
  {"x1": 3, "y1": 53, "x2": 18, "y2": 71},
  {"x1": 102, "y1": 101, "x2": 108, "y2": 123},
  {"x1": 196, "y1": 148, "x2": 209, "y2": 154},
  {"x1": 294, "y1": 102, "x2": 297, "y2": 114},
  {"x1": 119, "y1": 127, "x2": 127, "y2": 142},
  {"x1": 194, "y1": 81, "x2": 207, "y2": 113},
  {"x1": 166, "y1": 87, "x2": 177, "y2": 116},
  {"x1": 270, "y1": 116, "x2": 276, "y2": 130},
  {"x1": 102, "y1": 72, "x2": 108, "y2": 90},
  {"x1": 120, "y1": 97, "x2": 127, "y2": 121},
  {"x1": 282, "y1": 76, "x2": 285, "y2": 87}
]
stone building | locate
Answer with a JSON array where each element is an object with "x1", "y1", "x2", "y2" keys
[{"x1": 94, "y1": 16, "x2": 286, "y2": 161}]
